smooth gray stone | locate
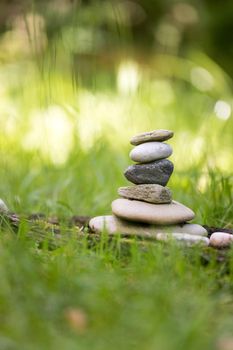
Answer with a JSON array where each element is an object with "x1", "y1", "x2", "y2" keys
[
  {"x1": 118, "y1": 184, "x2": 172, "y2": 204},
  {"x1": 130, "y1": 129, "x2": 174, "y2": 146},
  {"x1": 89, "y1": 215, "x2": 207, "y2": 237},
  {"x1": 124, "y1": 159, "x2": 174, "y2": 186},
  {"x1": 112, "y1": 199, "x2": 195, "y2": 225},
  {"x1": 0, "y1": 199, "x2": 9, "y2": 213},
  {"x1": 130, "y1": 142, "x2": 172, "y2": 163},
  {"x1": 209, "y1": 232, "x2": 233, "y2": 248}
]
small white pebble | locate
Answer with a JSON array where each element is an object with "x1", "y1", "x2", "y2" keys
[
  {"x1": 156, "y1": 233, "x2": 210, "y2": 246},
  {"x1": 209, "y1": 232, "x2": 233, "y2": 248},
  {"x1": 0, "y1": 199, "x2": 9, "y2": 213}
]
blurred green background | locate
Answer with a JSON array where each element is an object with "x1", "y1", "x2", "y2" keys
[
  {"x1": 0, "y1": 0, "x2": 232, "y2": 225},
  {"x1": 0, "y1": 3, "x2": 233, "y2": 350}
]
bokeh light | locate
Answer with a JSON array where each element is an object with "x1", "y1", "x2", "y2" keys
[{"x1": 214, "y1": 100, "x2": 231, "y2": 120}]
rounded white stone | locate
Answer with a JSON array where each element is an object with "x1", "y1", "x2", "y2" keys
[
  {"x1": 209, "y1": 232, "x2": 233, "y2": 248},
  {"x1": 156, "y1": 233, "x2": 210, "y2": 246},
  {"x1": 0, "y1": 199, "x2": 9, "y2": 213},
  {"x1": 89, "y1": 215, "x2": 207, "y2": 237},
  {"x1": 111, "y1": 199, "x2": 195, "y2": 225},
  {"x1": 130, "y1": 142, "x2": 172, "y2": 163}
]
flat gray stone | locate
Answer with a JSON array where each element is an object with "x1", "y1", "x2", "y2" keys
[
  {"x1": 156, "y1": 233, "x2": 209, "y2": 246},
  {"x1": 112, "y1": 199, "x2": 195, "y2": 225},
  {"x1": 124, "y1": 159, "x2": 174, "y2": 186},
  {"x1": 118, "y1": 184, "x2": 172, "y2": 204},
  {"x1": 209, "y1": 232, "x2": 233, "y2": 248},
  {"x1": 130, "y1": 142, "x2": 172, "y2": 163},
  {"x1": 130, "y1": 129, "x2": 174, "y2": 146},
  {"x1": 89, "y1": 215, "x2": 207, "y2": 237}
]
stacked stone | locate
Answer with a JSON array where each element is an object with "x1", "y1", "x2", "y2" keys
[{"x1": 90, "y1": 129, "x2": 211, "y2": 246}]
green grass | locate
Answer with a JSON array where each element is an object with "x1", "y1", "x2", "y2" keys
[
  {"x1": 0, "y1": 130, "x2": 232, "y2": 349},
  {"x1": 0, "y1": 39, "x2": 233, "y2": 349},
  {"x1": 0, "y1": 227, "x2": 232, "y2": 350}
]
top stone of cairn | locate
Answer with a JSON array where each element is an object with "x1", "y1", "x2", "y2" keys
[{"x1": 130, "y1": 129, "x2": 174, "y2": 146}]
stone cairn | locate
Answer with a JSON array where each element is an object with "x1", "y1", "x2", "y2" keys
[
  {"x1": 0, "y1": 129, "x2": 232, "y2": 248},
  {"x1": 90, "y1": 129, "x2": 212, "y2": 246}
]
